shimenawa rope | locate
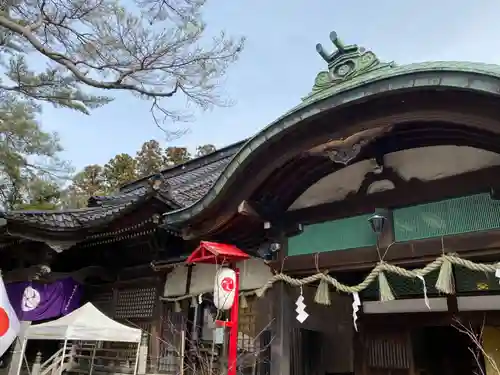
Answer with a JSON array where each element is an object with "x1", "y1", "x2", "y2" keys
[{"x1": 160, "y1": 254, "x2": 500, "y2": 308}]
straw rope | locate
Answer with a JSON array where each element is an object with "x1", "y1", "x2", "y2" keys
[{"x1": 160, "y1": 254, "x2": 500, "y2": 306}]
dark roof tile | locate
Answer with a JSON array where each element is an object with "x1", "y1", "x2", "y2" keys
[
  {"x1": 5, "y1": 200, "x2": 136, "y2": 230},
  {"x1": 3, "y1": 141, "x2": 244, "y2": 231},
  {"x1": 88, "y1": 187, "x2": 148, "y2": 207},
  {"x1": 167, "y1": 155, "x2": 233, "y2": 206},
  {"x1": 116, "y1": 142, "x2": 243, "y2": 207}
]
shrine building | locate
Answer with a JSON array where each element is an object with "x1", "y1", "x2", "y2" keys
[{"x1": 4, "y1": 30, "x2": 500, "y2": 375}]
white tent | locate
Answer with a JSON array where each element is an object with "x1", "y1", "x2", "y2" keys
[
  {"x1": 17, "y1": 303, "x2": 142, "y2": 375},
  {"x1": 25, "y1": 302, "x2": 142, "y2": 342}
]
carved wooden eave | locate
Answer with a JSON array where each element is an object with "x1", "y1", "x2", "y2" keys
[
  {"x1": 291, "y1": 144, "x2": 500, "y2": 212},
  {"x1": 355, "y1": 166, "x2": 406, "y2": 196},
  {"x1": 306, "y1": 125, "x2": 393, "y2": 165}
]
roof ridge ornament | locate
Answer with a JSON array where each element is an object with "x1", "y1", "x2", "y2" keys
[{"x1": 303, "y1": 31, "x2": 395, "y2": 100}]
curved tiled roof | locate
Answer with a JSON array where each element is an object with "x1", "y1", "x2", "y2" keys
[
  {"x1": 2, "y1": 194, "x2": 146, "y2": 230},
  {"x1": 0, "y1": 141, "x2": 244, "y2": 233},
  {"x1": 11, "y1": 33, "x2": 500, "y2": 235},
  {"x1": 119, "y1": 140, "x2": 245, "y2": 207},
  {"x1": 88, "y1": 187, "x2": 149, "y2": 207},
  {"x1": 161, "y1": 61, "x2": 500, "y2": 226},
  {"x1": 168, "y1": 156, "x2": 234, "y2": 205}
]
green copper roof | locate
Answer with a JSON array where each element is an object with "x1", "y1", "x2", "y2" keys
[
  {"x1": 303, "y1": 31, "x2": 395, "y2": 102},
  {"x1": 163, "y1": 31, "x2": 500, "y2": 228}
]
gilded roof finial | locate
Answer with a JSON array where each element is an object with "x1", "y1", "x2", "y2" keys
[{"x1": 303, "y1": 31, "x2": 395, "y2": 101}]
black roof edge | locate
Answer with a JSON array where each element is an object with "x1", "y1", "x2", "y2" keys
[
  {"x1": 119, "y1": 139, "x2": 247, "y2": 193},
  {"x1": 3, "y1": 189, "x2": 157, "y2": 234}
]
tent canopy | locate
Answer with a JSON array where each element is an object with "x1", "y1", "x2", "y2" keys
[{"x1": 25, "y1": 302, "x2": 142, "y2": 342}]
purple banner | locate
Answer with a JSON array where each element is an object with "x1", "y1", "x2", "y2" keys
[{"x1": 6, "y1": 278, "x2": 82, "y2": 321}]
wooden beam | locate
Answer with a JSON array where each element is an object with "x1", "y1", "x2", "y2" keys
[
  {"x1": 284, "y1": 165, "x2": 500, "y2": 226},
  {"x1": 237, "y1": 200, "x2": 283, "y2": 227},
  {"x1": 237, "y1": 200, "x2": 262, "y2": 219},
  {"x1": 236, "y1": 201, "x2": 304, "y2": 245},
  {"x1": 446, "y1": 295, "x2": 459, "y2": 314},
  {"x1": 360, "y1": 310, "x2": 500, "y2": 329},
  {"x1": 276, "y1": 229, "x2": 500, "y2": 273}
]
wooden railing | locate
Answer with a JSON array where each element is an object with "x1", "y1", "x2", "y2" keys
[
  {"x1": 73, "y1": 344, "x2": 138, "y2": 374},
  {"x1": 30, "y1": 345, "x2": 76, "y2": 375}
]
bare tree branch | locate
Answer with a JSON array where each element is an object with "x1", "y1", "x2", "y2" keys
[
  {"x1": 124, "y1": 308, "x2": 274, "y2": 375},
  {"x1": 453, "y1": 316, "x2": 494, "y2": 375}
]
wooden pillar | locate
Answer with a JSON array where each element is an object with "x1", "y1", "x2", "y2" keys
[
  {"x1": 270, "y1": 281, "x2": 292, "y2": 375},
  {"x1": 353, "y1": 331, "x2": 366, "y2": 375},
  {"x1": 150, "y1": 275, "x2": 164, "y2": 373},
  {"x1": 269, "y1": 228, "x2": 293, "y2": 375}
]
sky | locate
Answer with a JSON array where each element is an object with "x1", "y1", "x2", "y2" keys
[{"x1": 40, "y1": 0, "x2": 500, "y2": 171}]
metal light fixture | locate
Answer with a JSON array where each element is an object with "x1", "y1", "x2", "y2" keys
[
  {"x1": 368, "y1": 209, "x2": 388, "y2": 235},
  {"x1": 257, "y1": 242, "x2": 281, "y2": 261}
]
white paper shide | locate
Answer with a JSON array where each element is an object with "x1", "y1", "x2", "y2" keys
[{"x1": 295, "y1": 294, "x2": 309, "y2": 323}]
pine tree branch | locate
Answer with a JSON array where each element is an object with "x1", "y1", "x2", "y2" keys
[{"x1": 0, "y1": 15, "x2": 181, "y2": 98}]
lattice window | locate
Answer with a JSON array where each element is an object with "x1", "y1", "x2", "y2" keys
[
  {"x1": 90, "y1": 290, "x2": 114, "y2": 316},
  {"x1": 131, "y1": 320, "x2": 153, "y2": 334},
  {"x1": 115, "y1": 287, "x2": 156, "y2": 319},
  {"x1": 239, "y1": 296, "x2": 257, "y2": 352},
  {"x1": 157, "y1": 303, "x2": 186, "y2": 374},
  {"x1": 366, "y1": 334, "x2": 411, "y2": 369}
]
